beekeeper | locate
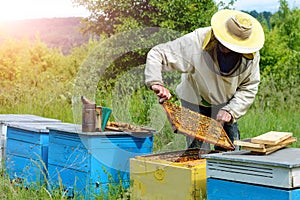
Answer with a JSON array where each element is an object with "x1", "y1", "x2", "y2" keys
[{"x1": 144, "y1": 9, "x2": 265, "y2": 150}]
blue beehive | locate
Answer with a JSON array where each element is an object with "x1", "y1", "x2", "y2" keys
[
  {"x1": 207, "y1": 178, "x2": 300, "y2": 200},
  {"x1": 47, "y1": 123, "x2": 155, "y2": 199},
  {"x1": 0, "y1": 114, "x2": 61, "y2": 168},
  {"x1": 5, "y1": 122, "x2": 63, "y2": 187}
]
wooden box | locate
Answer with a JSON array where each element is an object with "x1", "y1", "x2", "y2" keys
[
  {"x1": 46, "y1": 123, "x2": 154, "y2": 199},
  {"x1": 130, "y1": 149, "x2": 210, "y2": 200},
  {"x1": 207, "y1": 178, "x2": 300, "y2": 200},
  {"x1": 203, "y1": 148, "x2": 300, "y2": 189},
  {"x1": 5, "y1": 122, "x2": 63, "y2": 186},
  {"x1": 0, "y1": 114, "x2": 61, "y2": 168}
]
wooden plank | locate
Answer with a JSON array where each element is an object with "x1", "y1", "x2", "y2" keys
[
  {"x1": 266, "y1": 137, "x2": 297, "y2": 148},
  {"x1": 251, "y1": 131, "x2": 293, "y2": 145},
  {"x1": 265, "y1": 137, "x2": 297, "y2": 155},
  {"x1": 234, "y1": 138, "x2": 264, "y2": 148},
  {"x1": 243, "y1": 137, "x2": 297, "y2": 154},
  {"x1": 242, "y1": 146, "x2": 266, "y2": 153}
]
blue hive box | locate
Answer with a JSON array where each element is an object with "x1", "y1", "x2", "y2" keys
[
  {"x1": 207, "y1": 178, "x2": 300, "y2": 200},
  {"x1": 0, "y1": 114, "x2": 61, "y2": 168},
  {"x1": 5, "y1": 122, "x2": 64, "y2": 187},
  {"x1": 47, "y1": 123, "x2": 155, "y2": 199}
]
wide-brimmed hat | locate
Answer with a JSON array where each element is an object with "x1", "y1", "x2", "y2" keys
[{"x1": 211, "y1": 9, "x2": 265, "y2": 54}]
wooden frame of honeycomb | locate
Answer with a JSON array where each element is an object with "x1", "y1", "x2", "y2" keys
[{"x1": 162, "y1": 102, "x2": 235, "y2": 150}]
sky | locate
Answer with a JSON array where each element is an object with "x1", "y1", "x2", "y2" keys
[
  {"x1": 0, "y1": 0, "x2": 89, "y2": 21},
  {"x1": 215, "y1": 0, "x2": 300, "y2": 12},
  {"x1": 0, "y1": 0, "x2": 299, "y2": 21}
]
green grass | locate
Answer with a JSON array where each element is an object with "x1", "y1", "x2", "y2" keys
[
  {"x1": 0, "y1": 167, "x2": 130, "y2": 200},
  {"x1": 0, "y1": 174, "x2": 53, "y2": 200},
  {"x1": 239, "y1": 107, "x2": 300, "y2": 147}
]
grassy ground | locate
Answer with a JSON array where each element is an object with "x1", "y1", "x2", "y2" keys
[{"x1": 238, "y1": 107, "x2": 300, "y2": 148}]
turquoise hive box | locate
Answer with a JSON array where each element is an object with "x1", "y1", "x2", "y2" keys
[{"x1": 47, "y1": 123, "x2": 155, "y2": 199}]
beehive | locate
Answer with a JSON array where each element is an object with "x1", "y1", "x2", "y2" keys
[
  {"x1": 130, "y1": 149, "x2": 211, "y2": 200},
  {"x1": 207, "y1": 178, "x2": 300, "y2": 200},
  {"x1": 46, "y1": 123, "x2": 155, "y2": 199},
  {"x1": 5, "y1": 122, "x2": 64, "y2": 187},
  {"x1": 0, "y1": 114, "x2": 61, "y2": 168},
  {"x1": 203, "y1": 148, "x2": 300, "y2": 200},
  {"x1": 203, "y1": 148, "x2": 300, "y2": 189}
]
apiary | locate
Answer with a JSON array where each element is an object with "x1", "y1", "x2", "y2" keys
[
  {"x1": 46, "y1": 123, "x2": 155, "y2": 199},
  {"x1": 130, "y1": 148, "x2": 213, "y2": 200},
  {"x1": 203, "y1": 148, "x2": 300, "y2": 200},
  {"x1": 0, "y1": 114, "x2": 61, "y2": 168},
  {"x1": 5, "y1": 122, "x2": 64, "y2": 187}
]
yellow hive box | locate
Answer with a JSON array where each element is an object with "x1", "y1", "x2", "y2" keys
[{"x1": 130, "y1": 149, "x2": 209, "y2": 200}]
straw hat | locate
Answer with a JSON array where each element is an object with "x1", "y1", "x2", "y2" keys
[{"x1": 211, "y1": 9, "x2": 265, "y2": 54}]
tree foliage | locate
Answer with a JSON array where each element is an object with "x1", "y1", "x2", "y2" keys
[
  {"x1": 256, "y1": 0, "x2": 300, "y2": 110},
  {"x1": 71, "y1": 0, "x2": 218, "y2": 102},
  {"x1": 72, "y1": 0, "x2": 217, "y2": 36},
  {"x1": 145, "y1": 0, "x2": 217, "y2": 34},
  {"x1": 0, "y1": 36, "x2": 98, "y2": 121}
]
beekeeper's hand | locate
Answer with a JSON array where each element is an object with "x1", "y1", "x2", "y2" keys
[
  {"x1": 216, "y1": 110, "x2": 232, "y2": 123},
  {"x1": 151, "y1": 84, "x2": 172, "y2": 103}
]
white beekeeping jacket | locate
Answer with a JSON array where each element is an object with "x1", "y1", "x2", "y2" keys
[{"x1": 145, "y1": 27, "x2": 261, "y2": 123}]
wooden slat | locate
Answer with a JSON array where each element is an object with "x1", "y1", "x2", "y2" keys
[
  {"x1": 242, "y1": 146, "x2": 266, "y2": 153},
  {"x1": 251, "y1": 131, "x2": 293, "y2": 145},
  {"x1": 234, "y1": 139, "x2": 264, "y2": 148},
  {"x1": 243, "y1": 137, "x2": 297, "y2": 154},
  {"x1": 265, "y1": 137, "x2": 297, "y2": 154}
]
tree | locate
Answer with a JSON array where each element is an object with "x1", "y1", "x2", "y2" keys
[
  {"x1": 257, "y1": 0, "x2": 300, "y2": 110},
  {"x1": 0, "y1": 36, "x2": 94, "y2": 121},
  {"x1": 70, "y1": 0, "x2": 219, "y2": 101},
  {"x1": 145, "y1": 0, "x2": 217, "y2": 34},
  {"x1": 72, "y1": 0, "x2": 217, "y2": 36}
]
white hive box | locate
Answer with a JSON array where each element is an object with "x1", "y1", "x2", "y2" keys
[{"x1": 203, "y1": 148, "x2": 300, "y2": 189}]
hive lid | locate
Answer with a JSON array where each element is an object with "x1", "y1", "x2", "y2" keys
[
  {"x1": 7, "y1": 122, "x2": 67, "y2": 133},
  {"x1": 202, "y1": 148, "x2": 300, "y2": 168},
  {"x1": 0, "y1": 114, "x2": 61, "y2": 124},
  {"x1": 47, "y1": 123, "x2": 156, "y2": 137},
  {"x1": 162, "y1": 102, "x2": 235, "y2": 150}
]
